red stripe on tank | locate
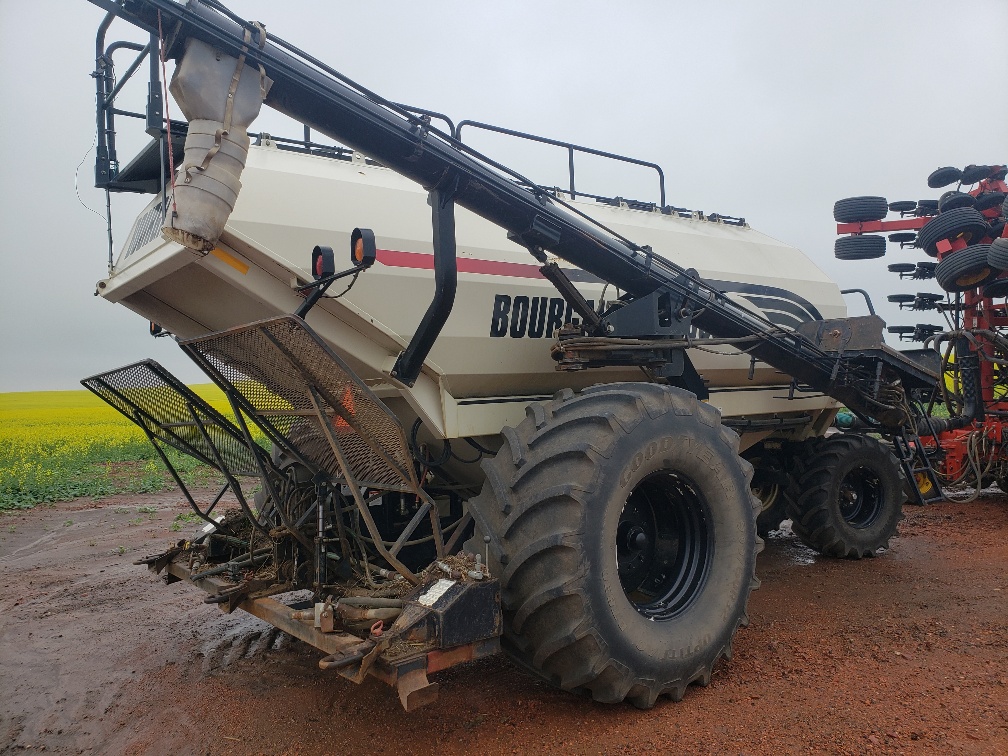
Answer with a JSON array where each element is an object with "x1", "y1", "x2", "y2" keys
[{"x1": 376, "y1": 249, "x2": 544, "y2": 279}]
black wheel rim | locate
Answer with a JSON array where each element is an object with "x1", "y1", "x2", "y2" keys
[
  {"x1": 837, "y1": 465, "x2": 884, "y2": 528},
  {"x1": 616, "y1": 472, "x2": 712, "y2": 621}
]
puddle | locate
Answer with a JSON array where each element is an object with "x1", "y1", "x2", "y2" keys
[{"x1": 763, "y1": 519, "x2": 819, "y2": 565}]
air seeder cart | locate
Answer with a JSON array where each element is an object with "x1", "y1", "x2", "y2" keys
[{"x1": 79, "y1": 0, "x2": 998, "y2": 710}]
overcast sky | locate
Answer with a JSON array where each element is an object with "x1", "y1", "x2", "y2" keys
[{"x1": 0, "y1": 0, "x2": 1005, "y2": 392}]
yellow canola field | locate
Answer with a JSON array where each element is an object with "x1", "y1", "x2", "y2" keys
[{"x1": 0, "y1": 386, "x2": 230, "y2": 508}]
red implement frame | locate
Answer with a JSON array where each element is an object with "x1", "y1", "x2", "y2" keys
[{"x1": 841, "y1": 173, "x2": 1008, "y2": 497}]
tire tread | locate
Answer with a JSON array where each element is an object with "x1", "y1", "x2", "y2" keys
[
  {"x1": 786, "y1": 435, "x2": 905, "y2": 558},
  {"x1": 466, "y1": 383, "x2": 760, "y2": 706}
]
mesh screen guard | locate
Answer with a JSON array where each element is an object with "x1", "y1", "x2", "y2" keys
[
  {"x1": 82, "y1": 359, "x2": 261, "y2": 477},
  {"x1": 180, "y1": 315, "x2": 417, "y2": 492}
]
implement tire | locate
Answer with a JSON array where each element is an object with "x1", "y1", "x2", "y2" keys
[
  {"x1": 465, "y1": 383, "x2": 760, "y2": 708},
  {"x1": 935, "y1": 244, "x2": 995, "y2": 292},
  {"x1": 833, "y1": 196, "x2": 888, "y2": 223},
  {"x1": 928, "y1": 166, "x2": 962, "y2": 188},
  {"x1": 916, "y1": 207, "x2": 989, "y2": 257},
  {"x1": 786, "y1": 434, "x2": 905, "y2": 559},
  {"x1": 835, "y1": 234, "x2": 886, "y2": 260}
]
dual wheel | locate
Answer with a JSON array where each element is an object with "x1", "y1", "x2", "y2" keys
[
  {"x1": 785, "y1": 434, "x2": 906, "y2": 558},
  {"x1": 466, "y1": 384, "x2": 905, "y2": 708},
  {"x1": 748, "y1": 435, "x2": 905, "y2": 554}
]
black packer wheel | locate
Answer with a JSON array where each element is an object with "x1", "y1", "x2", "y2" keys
[
  {"x1": 961, "y1": 164, "x2": 992, "y2": 184},
  {"x1": 983, "y1": 277, "x2": 1008, "y2": 299},
  {"x1": 975, "y1": 192, "x2": 1005, "y2": 212},
  {"x1": 927, "y1": 166, "x2": 962, "y2": 188},
  {"x1": 786, "y1": 434, "x2": 906, "y2": 558},
  {"x1": 465, "y1": 383, "x2": 760, "y2": 708},
  {"x1": 938, "y1": 191, "x2": 975, "y2": 212},
  {"x1": 888, "y1": 200, "x2": 917, "y2": 213}
]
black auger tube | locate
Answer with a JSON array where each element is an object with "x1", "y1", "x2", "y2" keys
[{"x1": 91, "y1": 0, "x2": 908, "y2": 426}]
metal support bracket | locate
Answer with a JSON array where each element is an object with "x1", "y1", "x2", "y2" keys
[
  {"x1": 178, "y1": 315, "x2": 444, "y2": 583},
  {"x1": 538, "y1": 261, "x2": 603, "y2": 332}
]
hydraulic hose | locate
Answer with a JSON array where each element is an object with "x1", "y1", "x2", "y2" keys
[{"x1": 916, "y1": 336, "x2": 982, "y2": 437}]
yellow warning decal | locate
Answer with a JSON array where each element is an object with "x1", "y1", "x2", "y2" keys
[{"x1": 210, "y1": 247, "x2": 249, "y2": 275}]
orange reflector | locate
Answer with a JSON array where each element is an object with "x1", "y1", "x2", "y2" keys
[
  {"x1": 336, "y1": 385, "x2": 355, "y2": 428},
  {"x1": 354, "y1": 237, "x2": 364, "y2": 262}
]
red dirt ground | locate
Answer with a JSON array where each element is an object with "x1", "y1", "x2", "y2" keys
[{"x1": 1, "y1": 492, "x2": 1005, "y2": 755}]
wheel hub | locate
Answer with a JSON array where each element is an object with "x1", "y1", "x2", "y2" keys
[
  {"x1": 838, "y1": 465, "x2": 884, "y2": 528},
  {"x1": 616, "y1": 472, "x2": 712, "y2": 621}
]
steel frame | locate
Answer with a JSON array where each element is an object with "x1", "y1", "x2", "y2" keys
[{"x1": 179, "y1": 315, "x2": 446, "y2": 584}]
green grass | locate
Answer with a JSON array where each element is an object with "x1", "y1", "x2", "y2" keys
[
  {"x1": 171, "y1": 511, "x2": 203, "y2": 532},
  {"x1": 0, "y1": 386, "x2": 234, "y2": 510}
]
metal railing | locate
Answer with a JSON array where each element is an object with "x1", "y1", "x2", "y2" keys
[{"x1": 454, "y1": 119, "x2": 666, "y2": 208}]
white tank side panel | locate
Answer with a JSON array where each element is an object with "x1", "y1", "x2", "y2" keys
[{"x1": 105, "y1": 146, "x2": 846, "y2": 432}]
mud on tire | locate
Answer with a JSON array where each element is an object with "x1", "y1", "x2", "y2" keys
[
  {"x1": 464, "y1": 383, "x2": 761, "y2": 708},
  {"x1": 786, "y1": 434, "x2": 906, "y2": 559}
]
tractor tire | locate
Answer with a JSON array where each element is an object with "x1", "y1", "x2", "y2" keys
[
  {"x1": 465, "y1": 383, "x2": 760, "y2": 708},
  {"x1": 835, "y1": 234, "x2": 885, "y2": 260},
  {"x1": 927, "y1": 166, "x2": 962, "y2": 188},
  {"x1": 833, "y1": 196, "x2": 888, "y2": 223},
  {"x1": 935, "y1": 244, "x2": 995, "y2": 292},
  {"x1": 786, "y1": 434, "x2": 906, "y2": 558},
  {"x1": 916, "y1": 207, "x2": 989, "y2": 256},
  {"x1": 888, "y1": 232, "x2": 917, "y2": 244},
  {"x1": 915, "y1": 199, "x2": 939, "y2": 216}
]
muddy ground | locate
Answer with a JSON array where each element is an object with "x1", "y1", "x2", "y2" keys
[{"x1": 1, "y1": 491, "x2": 1005, "y2": 755}]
